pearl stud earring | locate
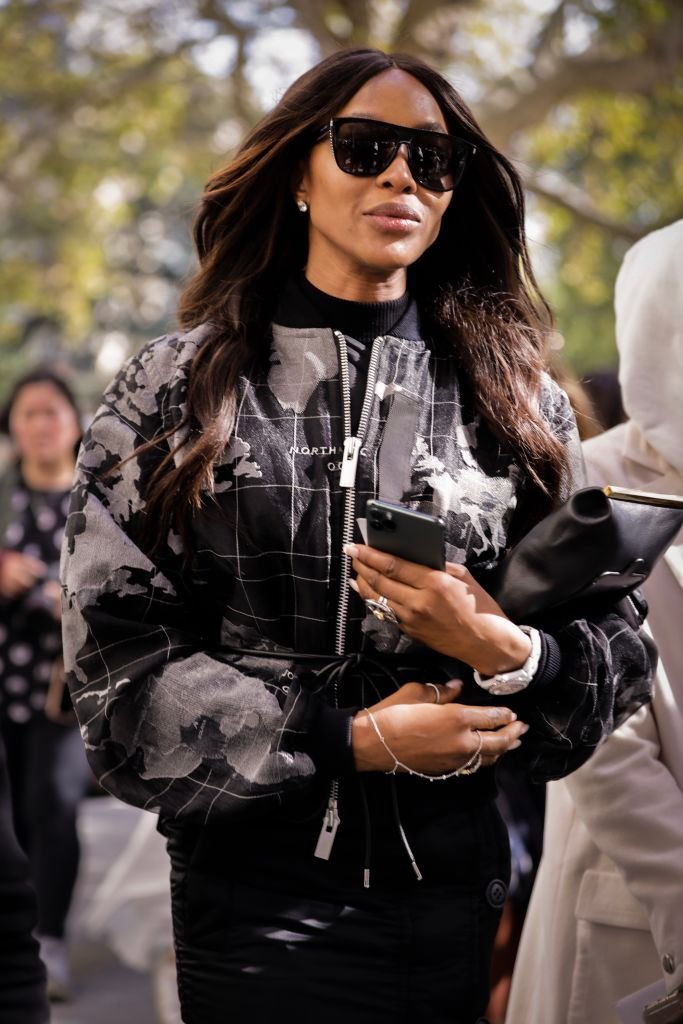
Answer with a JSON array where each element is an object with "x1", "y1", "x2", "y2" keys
[{"x1": 296, "y1": 199, "x2": 309, "y2": 213}]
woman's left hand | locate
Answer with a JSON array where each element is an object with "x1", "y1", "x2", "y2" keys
[{"x1": 345, "y1": 543, "x2": 531, "y2": 677}]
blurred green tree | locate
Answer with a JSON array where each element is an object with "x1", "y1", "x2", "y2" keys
[{"x1": 0, "y1": 0, "x2": 681, "y2": 399}]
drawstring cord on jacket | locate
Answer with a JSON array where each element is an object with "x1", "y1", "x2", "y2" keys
[
  {"x1": 310, "y1": 652, "x2": 426, "y2": 887},
  {"x1": 358, "y1": 778, "x2": 372, "y2": 888},
  {"x1": 219, "y1": 645, "x2": 425, "y2": 886},
  {"x1": 390, "y1": 777, "x2": 423, "y2": 881}
]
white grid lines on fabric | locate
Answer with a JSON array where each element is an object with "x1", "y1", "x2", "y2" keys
[
  {"x1": 81, "y1": 617, "x2": 115, "y2": 717},
  {"x1": 232, "y1": 375, "x2": 267, "y2": 642},
  {"x1": 98, "y1": 753, "x2": 141, "y2": 789},
  {"x1": 77, "y1": 641, "x2": 195, "y2": 691},
  {"x1": 233, "y1": 479, "x2": 268, "y2": 638},
  {"x1": 274, "y1": 678, "x2": 306, "y2": 757},
  {"x1": 168, "y1": 770, "x2": 285, "y2": 809},
  {"x1": 594, "y1": 621, "x2": 631, "y2": 648},
  {"x1": 74, "y1": 627, "x2": 191, "y2": 672},
  {"x1": 199, "y1": 781, "x2": 282, "y2": 823},
  {"x1": 173, "y1": 768, "x2": 215, "y2": 819},
  {"x1": 205, "y1": 482, "x2": 345, "y2": 494},
  {"x1": 99, "y1": 403, "x2": 160, "y2": 447},
  {"x1": 203, "y1": 567, "x2": 331, "y2": 585},
  {"x1": 143, "y1": 583, "x2": 178, "y2": 618},
  {"x1": 142, "y1": 775, "x2": 177, "y2": 811},
  {"x1": 194, "y1": 546, "x2": 332, "y2": 562},
  {"x1": 238, "y1": 412, "x2": 344, "y2": 423},
  {"x1": 388, "y1": 340, "x2": 406, "y2": 388},
  {"x1": 218, "y1": 600, "x2": 329, "y2": 625},
  {"x1": 429, "y1": 357, "x2": 437, "y2": 457}
]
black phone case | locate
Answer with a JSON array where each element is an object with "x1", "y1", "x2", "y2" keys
[{"x1": 366, "y1": 499, "x2": 445, "y2": 570}]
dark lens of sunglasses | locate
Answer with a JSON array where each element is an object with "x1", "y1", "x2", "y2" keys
[
  {"x1": 334, "y1": 121, "x2": 397, "y2": 177},
  {"x1": 409, "y1": 138, "x2": 457, "y2": 190},
  {"x1": 333, "y1": 121, "x2": 466, "y2": 191}
]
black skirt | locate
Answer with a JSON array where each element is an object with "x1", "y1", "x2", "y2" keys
[{"x1": 164, "y1": 783, "x2": 509, "y2": 1024}]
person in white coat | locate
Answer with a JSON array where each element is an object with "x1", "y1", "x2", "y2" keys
[
  {"x1": 506, "y1": 217, "x2": 683, "y2": 1024},
  {"x1": 86, "y1": 809, "x2": 181, "y2": 1024}
]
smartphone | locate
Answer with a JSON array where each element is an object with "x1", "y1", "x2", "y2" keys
[{"x1": 365, "y1": 499, "x2": 446, "y2": 570}]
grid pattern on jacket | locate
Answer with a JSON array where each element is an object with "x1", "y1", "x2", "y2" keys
[{"x1": 60, "y1": 325, "x2": 654, "y2": 823}]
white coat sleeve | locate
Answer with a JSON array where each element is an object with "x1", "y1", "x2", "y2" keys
[{"x1": 566, "y1": 678, "x2": 683, "y2": 993}]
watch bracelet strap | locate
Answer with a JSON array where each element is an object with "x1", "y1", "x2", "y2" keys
[
  {"x1": 473, "y1": 625, "x2": 541, "y2": 688},
  {"x1": 473, "y1": 627, "x2": 561, "y2": 692}
]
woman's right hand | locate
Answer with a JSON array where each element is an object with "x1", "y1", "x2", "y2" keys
[
  {"x1": 351, "y1": 679, "x2": 527, "y2": 775},
  {"x1": 0, "y1": 550, "x2": 46, "y2": 599}
]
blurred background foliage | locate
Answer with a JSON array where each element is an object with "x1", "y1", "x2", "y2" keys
[{"x1": 1, "y1": 0, "x2": 682, "y2": 405}]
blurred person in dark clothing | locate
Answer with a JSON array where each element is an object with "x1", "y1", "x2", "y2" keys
[
  {"x1": 0, "y1": 727, "x2": 49, "y2": 1023},
  {"x1": 0, "y1": 370, "x2": 92, "y2": 1001}
]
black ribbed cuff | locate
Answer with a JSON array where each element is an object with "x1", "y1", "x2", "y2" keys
[
  {"x1": 528, "y1": 631, "x2": 562, "y2": 691},
  {"x1": 305, "y1": 705, "x2": 358, "y2": 776}
]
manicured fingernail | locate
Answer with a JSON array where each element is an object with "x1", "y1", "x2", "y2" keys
[
  {"x1": 520, "y1": 723, "x2": 530, "y2": 733},
  {"x1": 343, "y1": 543, "x2": 359, "y2": 557},
  {"x1": 348, "y1": 579, "x2": 359, "y2": 592},
  {"x1": 446, "y1": 679, "x2": 462, "y2": 689},
  {"x1": 510, "y1": 739, "x2": 522, "y2": 749}
]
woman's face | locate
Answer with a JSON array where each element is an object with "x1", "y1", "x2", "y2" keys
[
  {"x1": 298, "y1": 68, "x2": 454, "y2": 295},
  {"x1": 9, "y1": 382, "x2": 80, "y2": 467}
]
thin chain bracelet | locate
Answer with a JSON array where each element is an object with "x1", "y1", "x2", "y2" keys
[{"x1": 364, "y1": 708, "x2": 482, "y2": 781}]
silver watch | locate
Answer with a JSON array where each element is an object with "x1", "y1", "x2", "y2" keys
[{"x1": 473, "y1": 626, "x2": 542, "y2": 695}]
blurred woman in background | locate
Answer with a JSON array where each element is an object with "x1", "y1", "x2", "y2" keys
[
  {"x1": 0, "y1": 370, "x2": 91, "y2": 1001},
  {"x1": 0, "y1": 725, "x2": 49, "y2": 1023}
]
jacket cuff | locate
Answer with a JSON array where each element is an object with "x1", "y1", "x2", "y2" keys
[
  {"x1": 305, "y1": 705, "x2": 358, "y2": 776},
  {"x1": 528, "y1": 631, "x2": 562, "y2": 691}
]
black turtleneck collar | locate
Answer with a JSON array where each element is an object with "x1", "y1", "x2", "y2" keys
[{"x1": 274, "y1": 272, "x2": 422, "y2": 343}]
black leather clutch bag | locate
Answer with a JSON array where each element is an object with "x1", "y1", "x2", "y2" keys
[{"x1": 484, "y1": 486, "x2": 683, "y2": 622}]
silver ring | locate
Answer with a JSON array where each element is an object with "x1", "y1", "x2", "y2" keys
[
  {"x1": 426, "y1": 682, "x2": 441, "y2": 704},
  {"x1": 456, "y1": 730, "x2": 484, "y2": 776},
  {"x1": 365, "y1": 595, "x2": 399, "y2": 625}
]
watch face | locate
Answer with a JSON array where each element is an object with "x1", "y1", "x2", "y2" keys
[{"x1": 486, "y1": 679, "x2": 530, "y2": 696}]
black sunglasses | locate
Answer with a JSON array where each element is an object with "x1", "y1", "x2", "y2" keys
[{"x1": 316, "y1": 117, "x2": 476, "y2": 192}]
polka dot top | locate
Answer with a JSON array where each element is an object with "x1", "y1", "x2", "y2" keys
[{"x1": 0, "y1": 482, "x2": 70, "y2": 724}]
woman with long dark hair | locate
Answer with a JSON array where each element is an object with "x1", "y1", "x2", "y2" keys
[
  {"x1": 61, "y1": 49, "x2": 653, "y2": 1023},
  {"x1": 0, "y1": 370, "x2": 91, "y2": 1001}
]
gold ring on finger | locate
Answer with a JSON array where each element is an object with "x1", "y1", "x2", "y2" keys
[{"x1": 426, "y1": 682, "x2": 440, "y2": 704}]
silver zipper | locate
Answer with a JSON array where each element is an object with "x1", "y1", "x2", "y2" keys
[
  {"x1": 314, "y1": 330, "x2": 385, "y2": 862},
  {"x1": 334, "y1": 331, "x2": 385, "y2": 655},
  {"x1": 313, "y1": 794, "x2": 340, "y2": 860}
]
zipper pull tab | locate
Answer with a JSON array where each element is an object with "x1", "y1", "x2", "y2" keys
[
  {"x1": 314, "y1": 797, "x2": 341, "y2": 860},
  {"x1": 340, "y1": 436, "x2": 361, "y2": 489}
]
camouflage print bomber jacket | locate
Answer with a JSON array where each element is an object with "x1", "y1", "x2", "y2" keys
[{"x1": 60, "y1": 321, "x2": 654, "y2": 824}]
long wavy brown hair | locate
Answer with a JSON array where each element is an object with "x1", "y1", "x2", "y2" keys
[{"x1": 144, "y1": 47, "x2": 567, "y2": 542}]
